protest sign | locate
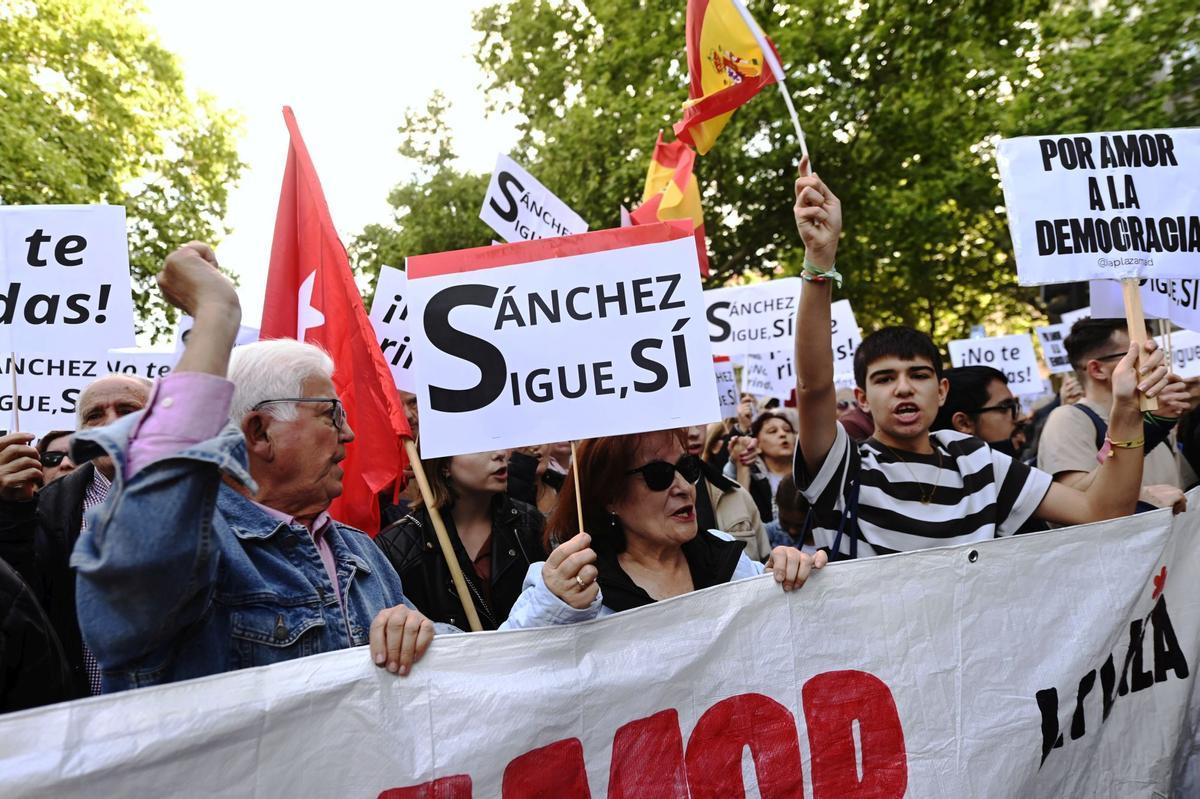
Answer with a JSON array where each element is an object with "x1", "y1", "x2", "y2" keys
[
  {"x1": 1060, "y1": 306, "x2": 1091, "y2": 328},
  {"x1": 704, "y1": 277, "x2": 801, "y2": 357},
  {"x1": 0, "y1": 205, "x2": 136, "y2": 354},
  {"x1": 4, "y1": 499, "x2": 1200, "y2": 797},
  {"x1": 174, "y1": 316, "x2": 260, "y2": 351},
  {"x1": 713, "y1": 355, "x2": 738, "y2": 419},
  {"x1": 405, "y1": 223, "x2": 718, "y2": 458},
  {"x1": 479, "y1": 154, "x2": 588, "y2": 243},
  {"x1": 105, "y1": 346, "x2": 178, "y2": 381},
  {"x1": 997, "y1": 128, "x2": 1200, "y2": 285},
  {"x1": 741, "y1": 350, "x2": 792, "y2": 400},
  {"x1": 948, "y1": 333, "x2": 1042, "y2": 396},
  {"x1": 367, "y1": 265, "x2": 417, "y2": 392},
  {"x1": 0, "y1": 351, "x2": 103, "y2": 434},
  {"x1": 831, "y1": 298, "x2": 862, "y2": 380},
  {"x1": 1091, "y1": 279, "x2": 1200, "y2": 331},
  {"x1": 1156, "y1": 329, "x2": 1200, "y2": 379},
  {"x1": 1035, "y1": 324, "x2": 1074, "y2": 374}
]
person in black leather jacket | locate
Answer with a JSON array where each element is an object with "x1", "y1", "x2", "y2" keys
[
  {"x1": 375, "y1": 450, "x2": 547, "y2": 630},
  {"x1": 0, "y1": 556, "x2": 72, "y2": 712}
]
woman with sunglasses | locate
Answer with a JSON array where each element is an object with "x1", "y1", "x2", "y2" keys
[
  {"x1": 500, "y1": 429, "x2": 826, "y2": 628},
  {"x1": 375, "y1": 450, "x2": 548, "y2": 631},
  {"x1": 36, "y1": 431, "x2": 76, "y2": 485}
]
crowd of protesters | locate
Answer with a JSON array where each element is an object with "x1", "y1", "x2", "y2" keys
[{"x1": 1, "y1": 164, "x2": 1197, "y2": 715}]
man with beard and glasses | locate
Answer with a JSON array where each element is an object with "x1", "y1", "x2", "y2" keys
[{"x1": 790, "y1": 161, "x2": 1174, "y2": 560}]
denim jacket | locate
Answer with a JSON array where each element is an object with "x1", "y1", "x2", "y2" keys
[{"x1": 70, "y1": 412, "x2": 415, "y2": 693}]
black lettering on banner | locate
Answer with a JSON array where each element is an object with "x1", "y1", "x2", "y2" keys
[
  {"x1": 656, "y1": 274, "x2": 684, "y2": 309},
  {"x1": 707, "y1": 301, "x2": 731, "y2": 343},
  {"x1": 488, "y1": 171, "x2": 525, "y2": 224},
  {"x1": 0, "y1": 283, "x2": 111, "y2": 325},
  {"x1": 631, "y1": 338, "x2": 669, "y2": 392},
  {"x1": 424, "y1": 284, "x2": 508, "y2": 413}
]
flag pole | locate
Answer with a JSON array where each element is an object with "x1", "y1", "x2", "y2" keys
[
  {"x1": 403, "y1": 438, "x2": 484, "y2": 632},
  {"x1": 570, "y1": 440, "x2": 584, "y2": 534},
  {"x1": 1122, "y1": 279, "x2": 1158, "y2": 412},
  {"x1": 730, "y1": 0, "x2": 810, "y2": 162}
]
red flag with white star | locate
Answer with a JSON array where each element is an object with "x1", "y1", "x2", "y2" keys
[{"x1": 261, "y1": 106, "x2": 411, "y2": 535}]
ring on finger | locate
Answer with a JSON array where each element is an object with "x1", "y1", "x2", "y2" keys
[{"x1": 575, "y1": 575, "x2": 587, "y2": 589}]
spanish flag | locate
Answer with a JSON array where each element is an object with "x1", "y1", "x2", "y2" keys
[
  {"x1": 630, "y1": 132, "x2": 709, "y2": 275},
  {"x1": 673, "y1": 0, "x2": 778, "y2": 155}
]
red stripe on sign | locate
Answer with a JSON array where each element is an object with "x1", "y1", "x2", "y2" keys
[
  {"x1": 406, "y1": 220, "x2": 694, "y2": 279},
  {"x1": 714, "y1": 355, "x2": 731, "y2": 363}
]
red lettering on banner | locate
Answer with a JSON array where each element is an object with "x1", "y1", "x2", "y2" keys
[
  {"x1": 608, "y1": 709, "x2": 687, "y2": 799},
  {"x1": 684, "y1": 693, "x2": 804, "y2": 798},
  {"x1": 378, "y1": 774, "x2": 472, "y2": 799},
  {"x1": 803, "y1": 670, "x2": 908, "y2": 798},
  {"x1": 502, "y1": 738, "x2": 591, "y2": 798}
]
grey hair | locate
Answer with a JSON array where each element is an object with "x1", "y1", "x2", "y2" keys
[
  {"x1": 75, "y1": 373, "x2": 154, "y2": 427},
  {"x1": 228, "y1": 339, "x2": 336, "y2": 425}
]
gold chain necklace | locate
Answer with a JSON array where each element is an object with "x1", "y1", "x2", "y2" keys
[{"x1": 875, "y1": 437, "x2": 944, "y2": 504}]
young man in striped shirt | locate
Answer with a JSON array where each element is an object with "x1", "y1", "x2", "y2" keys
[{"x1": 790, "y1": 162, "x2": 1172, "y2": 558}]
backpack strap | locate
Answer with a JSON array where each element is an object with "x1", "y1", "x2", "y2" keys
[
  {"x1": 1073, "y1": 403, "x2": 1108, "y2": 452},
  {"x1": 827, "y1": 478, "x2": 861, "y2": 561}
]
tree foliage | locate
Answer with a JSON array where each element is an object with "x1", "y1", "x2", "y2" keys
[
  {"x1": 0, "y1": 0, "x2": 243, "y2": 339},
  {"x1": 358, "y1": 0, "x2": 1198, "y2": 340}
]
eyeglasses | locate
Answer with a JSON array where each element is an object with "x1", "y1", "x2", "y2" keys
[
  {"x1": 252, "y1": 397, "x2": 347, "y2": 431},
  {"x1": 973, "y1": 398, "x2": 1022, "y2": 420},
  {"x1": 41, "y1": 451, "x2": 68, "y2": 467},
  {"x1": 1091, "y1": 352, "x2": 1127, "y2": 363},
  {"x1": 626, "y1": 454, "x2": 702, "y2": 491}
]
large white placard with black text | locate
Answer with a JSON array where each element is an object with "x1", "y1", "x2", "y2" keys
[
  {"x1": 479, "y1": 153, "x2": 588, "y2": 244},
  {"x1": 3, "y1": 501, "x2": 1199, "y2": 797},
  {"x1": 948, "y1": 333, "x2": 1043, "y2": 396},
  {"x1": 406, "y1": 226, "x2": 718, "y2": 458},
  {"x1": 368, "y1": 265, "x2": 417, "y2": 392},
  {"x1": 997, "y1": 128, "x2": 1200, "y2": 285}
]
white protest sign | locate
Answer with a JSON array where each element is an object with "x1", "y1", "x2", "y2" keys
[
  {"x1": 4, "y1": 501, "x2": 1200, "y2": 797},
  {"x1": 704, "y1": 277, "x2": 801, "y2": 357},
  {"x1": 713, "y1": 356, "x2": 738, "y2": 419},
  {"x1": 1059, "y1": 306, "x2": 1091, "y2": 328},
  {"x1": 997, "y1": 128, "x2": 1200, "y2": 285},
  {"x1": 831, "y1": 298, "x2": 862, "y2": 380},
  {"x1": 406, "y1": 224, "x2": 718, "y2": 458},
  {"x1": 479, "y1": 153, "x2": 588, "y2": 243},
  {"x1": 948, "y1": 333, "x2": 1043, "y2": 396},
  {"x1": 105, "y1": 346, "x2": 179, "y2": 381},
  {"x1": 1157, "y1": 329, "x2": 1200, "y2": 379},
  {"x1": 741, "y1": 350, "x2": 792, "y2": 400},
  {"x1": 1091, "y1": 279, "x2": 1200, "y2": 331},
  {"x1": 1035, "y1": 324, "x2": 1074, "y2": 374},
  {"x1": 174, "y1": 315, "x2": 259, "y2": 351},
  {"x1": 0, "y1": 351, "x2": 105, "y2": 434},
  {"x1": 0, "y1": 205, "x2": 135, "y2": 354},
  {"x1": 367, "y1": 265, "x2": 416, "y2": 392}
]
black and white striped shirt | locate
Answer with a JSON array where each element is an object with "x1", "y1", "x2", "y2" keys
[{"x1": 796, "y1": 424, "x2": 1052, "y2": 558}]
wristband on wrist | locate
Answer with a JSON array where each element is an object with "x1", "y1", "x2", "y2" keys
[
  {"x1": 1107, "y1": 434, "x2": 1145, "y2": 450},
  {"x1": 801, "y1": 257, "x2": 843, "y2": 288}
]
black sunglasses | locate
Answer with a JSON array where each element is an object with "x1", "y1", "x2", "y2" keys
[
  {"x1": 974, "y1": 397, "x2": 1022, "y2": 420},
  {"x1": 626, "y1": 454, "x2": 702, "y2": 491},
  {"x1": 252, "y1": 397, "x2": 346, "y2": 430},
  {"x1": 41, "y1": 451, "x2": 68, "y2": 467}
]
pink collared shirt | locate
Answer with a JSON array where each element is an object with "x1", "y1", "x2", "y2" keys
[{"x1": 126, "y1": 372, "x2": 343, "y2": 605}]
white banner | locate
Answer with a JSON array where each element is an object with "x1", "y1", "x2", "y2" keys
[
  {"x1": 1060, "y1": 306, "x2": 1091, "y2": 328},
  {"x1": 406, "y1": 225, "x2": 718, "y2": 458},
  {"x1": 831, "y1": 298, "x2": 862, "y2": 380},
  {"x1": 0, "y1": 205, "x2": 135, "y2": 353},
  {"x1": 105, "y1": 346, "x2": 178, "y2": 381},
  {"x1": 0, "y1": 351, "x2": 102, "y2": 434},
  {"x1": 714, "y1": 356, "x2": 738, "y2": 419},
  {"x1": 948, "y1": 333, "x2": 1043, "y2": 396},
  {"x1": 479, "y1": 153, "x2": 588, "y2": 243},
  {"x1": 174, "y1": 315, "x2": 260, "y2": 351},
  {"x1": 3, "y1": 504, "x2": 1200, "y2": 796},
  {"x1": 704, "y1": 278, "x2": 801, "y2": 357},
  {"x1": 368, "y1": 265, "x2": 417, "y2": 392},
  {"x1": 1035, "y1": 323, "x2": 1074, "y2": 374},
  {"x1": 1091, "y1": 279, "x2": 1200, "y2": 331},
  {"x1": 1157, "y1": 329, "x2": 1200, "y2": 379},
  {"x1": 997, "y1": 128, "x2": 1200, "y2": 285},
  {"x1": 742, "y1": 350, "x2": 792, "y2": 400}
]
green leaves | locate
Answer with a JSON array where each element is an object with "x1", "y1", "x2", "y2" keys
[{"x1": 0, "y1": 0, "x2": 244, "y2": 340}]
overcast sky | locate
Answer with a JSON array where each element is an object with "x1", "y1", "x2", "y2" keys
[{"x1": 144, "y1": 1, "x2": 520, "y2": 326}]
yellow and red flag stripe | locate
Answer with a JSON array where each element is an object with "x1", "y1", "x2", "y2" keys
[
  {"x1": 630, "y1": 132, "x2": 709, "y2": 276},
  {"x1": 673, "y1": 0, "x2": 779, "y2": 155}
]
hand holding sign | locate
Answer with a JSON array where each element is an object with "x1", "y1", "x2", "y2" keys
[
  {"x1": 793, "y1": 156, "x2": 842, "y2": 269},
  {"x1": 0, "y1": 432, "x2": 42, "y2": 502},
  {"x1": 1112, "y1": 340, "x2": 1169, "y2": 408},
  {"x1": 542, "y1": 532, "x2": 599, "y2": 610}
]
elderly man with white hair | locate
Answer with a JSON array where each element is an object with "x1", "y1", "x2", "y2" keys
[{"x1": 71, "y1": 242, "x2": 435, "y2": 693}]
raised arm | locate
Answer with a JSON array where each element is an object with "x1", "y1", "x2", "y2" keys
[
  {"x1": 793, "y1": 158, "x2": 843, "y2": 475},
  {"x1": 1036, "y1": 340, "x2": 1170, "y2": 525}
]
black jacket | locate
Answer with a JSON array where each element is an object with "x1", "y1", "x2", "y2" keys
[
  {"x1": 0, "y1": 462, "x2": 95, "y2": 700},
  {"x1": 375, "y1": 496, "x2": 547, "y2": 630},
  {"x1": 0, "y1": 557, "x2": 73, "y2": 712},
  {"x1": 596, "y1": 530, "x2": 747, "y2": 613}
]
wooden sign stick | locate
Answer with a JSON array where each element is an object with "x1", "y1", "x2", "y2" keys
[
  {"x1": 571, "y1": 440, "x2": 584, "y2": 534},
  {"x1": 403, "y1": 438, "x2": 483, "y2": 632},
  {"x1": 1122, "y1": 279, "x2": 1158, "y2": 412},
  {"x1": 9, "y1": 353, "x2": 20, "y2": 432}
]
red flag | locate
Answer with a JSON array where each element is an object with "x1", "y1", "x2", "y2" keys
[
  {"x1": 629, "y1": 133, "x2": 710, "y2": 276},
  {"x1": 261, "y1": 107, "x2": 411, "y2": 535}
]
